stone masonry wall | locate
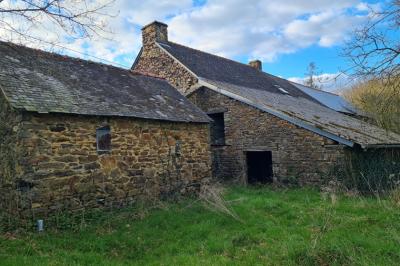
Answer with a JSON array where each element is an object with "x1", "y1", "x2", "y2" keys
[
  {"x1": 2, "y1": 111, "x2": 211, "y2": 220},
  {"x1": 0, "y1": 91, "x2": 17, "y2": 190},
  {"x1": 0, "y1": 92, "x2": 30, "y2": 219},
  {"x1": 189, "y1": 87, "x2": 346, "y2": 185},
  {"x1": 131, "y1": 23, "x2": 347, "y2": 184},
  {"x1": 0, "y1": 92, "x2": 38, "y2": 218},
  {"x1": 132, "y1": 24, "x2": 198, "y2": 94}
]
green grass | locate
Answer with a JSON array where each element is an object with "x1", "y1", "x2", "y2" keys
[{"x1": 1, "y1": 186, "x2": 400, "y2": 265}]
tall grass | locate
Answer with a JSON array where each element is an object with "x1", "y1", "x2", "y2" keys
[
  {"x1": 1, "y1": 186, "x2": 400, "y2": 265},
  {"x1": 327, "y1": 148, "x2": 400, "y2": 198}
]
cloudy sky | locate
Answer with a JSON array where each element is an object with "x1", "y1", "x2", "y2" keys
[{"x1": 0, "y1": 0, "x2": 385, "y2": 91}]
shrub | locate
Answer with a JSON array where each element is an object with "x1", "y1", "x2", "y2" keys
[
  {"x1": 344, "y1": 78, "x2": 400, "y2": 134},
  {"x1": 328, "y1": 148, "x2": 400, "y2": 195}
]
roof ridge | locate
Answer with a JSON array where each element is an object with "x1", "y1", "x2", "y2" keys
[
  {"x1": 161, "y1": 41, "x2": 255, "y2": 69},
  {"x1": 0, "y1": 41, "x2": 211, "y2": 123},
  {"x1": 0, "y1": 40, "x2": 130, "y2": 73},
  {"x1": 158, "y1": 40, "x2": 303, "y2": 87}
]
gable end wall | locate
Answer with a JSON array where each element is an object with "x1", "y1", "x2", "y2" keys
[{"x1": 133, "y1": 43, "x2": 197, "y2": 94}]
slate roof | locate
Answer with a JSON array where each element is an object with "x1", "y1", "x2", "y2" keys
[
  {"x1": 152, "y1": 40, "x2": 400, "y2": 147},
  {"x1": 157, "y1": 41, "x2": 317, "y2": 101},
  {"x1": 199, "y1": 78, "x2": 400, "y2": 147},
  {"x1": 0, "y1": 41, "x2": 210, "y2": 123},
  {"x1": 290, "y1": 82, "x2": 360, "y2": 115}
]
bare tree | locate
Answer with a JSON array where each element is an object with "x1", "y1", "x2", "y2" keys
[
  {"x1": 0, "y1": 0, "x2": 115, "y2": 45},
  {"x1": 343, "y1": 0, "x2": 399, "y2": 91},
  {"x1": 343, "y1": 1, "x2": 399, "y2": 131},
  {"x1": 304, "y1": 62, "x2": 322, "y2": 90}
]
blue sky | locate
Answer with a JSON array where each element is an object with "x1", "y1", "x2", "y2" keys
[
  {"x1": 108, "y1": 0, "x2": 385, "y2": 91},
  {"x1": 0, "y1": 0, "x2": 389, "y2": 91},
  {"x1": 235, "y1": 45, "x2": 345, "y2": 78}
]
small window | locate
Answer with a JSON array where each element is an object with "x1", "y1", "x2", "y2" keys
[
  {"x1": 274, "y1": 84, "x2": 290, "y2": 94},
  {"x1": 96, "y1": 126, "x2": 111, "y2": 152},
  {"x1": 209, "y1": 112, "x2": 225, "y2": 145}
]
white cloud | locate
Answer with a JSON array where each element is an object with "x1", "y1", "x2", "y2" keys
[
  {"x1": 288, "y1": 72, "x2": 356, "y2": 92},
  {"x1": 0, "y1": 0, "x2": 376, "y2": 67},
  {"x1": 284, "y1": 10, "x2": 364, "y2": 48},
  {"x1": 168, "y1": 0, "x2": 370, "y2": 61},
  {"x1": 121, "y1": 0, "x2": 192, "y2": 25}
]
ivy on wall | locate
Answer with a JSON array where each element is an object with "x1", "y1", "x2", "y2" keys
[{"x1": 0, "y1": 95, "x2": 18, "y2": 185}]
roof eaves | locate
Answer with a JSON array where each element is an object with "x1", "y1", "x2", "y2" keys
[
  {"x1": 198, "y1": 78, "x2": 355, "y2": 147},
  {"x1": 364, "y1": 144, "x2": 400, "y2": 149},
  {"x1": 17, "y1": 108, "x2": 210, "y2": 123},
  {"x1": 156, "y1": 42, "x2": 199, "y2": 78}
]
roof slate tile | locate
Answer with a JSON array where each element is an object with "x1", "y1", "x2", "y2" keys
[
  {"x1": 0, "y1": 41, "x2": 210, "y2": 123},
  {"x1": 154, "y1": 40, "x2": 400, "y2": 146}
]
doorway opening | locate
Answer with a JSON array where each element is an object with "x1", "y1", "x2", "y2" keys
[{"x1": 246, "y1": 151, "x2": 273, "y2": 184}]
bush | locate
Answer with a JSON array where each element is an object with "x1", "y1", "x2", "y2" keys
[
  {"x1": 329, "y1": 148, "x2": 400, "y2": 195},
  {"x1": 344, "y1": 78, "x2": 400, "y2": 134}
]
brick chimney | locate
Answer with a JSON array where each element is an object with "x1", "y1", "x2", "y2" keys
[
  {"x1": 249, "y1": 60, "x2": 262, "y2": 71},
  {"x1": 142, "y1": 21, "x2": 168, "y2": 46}
]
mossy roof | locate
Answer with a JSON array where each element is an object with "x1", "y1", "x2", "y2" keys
[{"x1": 0, "y1": 42, "x2": 210, "y2": 123}]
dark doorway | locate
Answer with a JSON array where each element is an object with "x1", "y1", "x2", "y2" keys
[{"x1": 246, "y1": 151, "x2": 273, "y2": 184}]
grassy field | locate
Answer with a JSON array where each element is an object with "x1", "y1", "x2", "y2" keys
[{"x1": 1, "y1": 186, "x2": 399, "y2": 265}]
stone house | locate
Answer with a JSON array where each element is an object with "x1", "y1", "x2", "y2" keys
[
  {"x1": 133, "y1": 21, "x2": 400, "y2": 184},
  {"x1": 0, "y1": 42, "x2": 211, "y2": 219}
]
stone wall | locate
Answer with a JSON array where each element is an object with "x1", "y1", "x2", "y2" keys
[
  {"x1": 189, "y1": 87, "x2": 346, "y2": 184},
  {"x1": 0, "y1": 92, "x2": 29, "y2": 219},
  {"x1": 131, "y1": 25, "x2": 347, "y2": 185},
  {"x1": 0, "y1": 91, "x2": 17, "y2": 186},
  {"x1": 132, "y1": 24, "x2": 198, "y2": 94},
  {"x1": 1, "y1": 109, "x2": 211, "y2": 220}
]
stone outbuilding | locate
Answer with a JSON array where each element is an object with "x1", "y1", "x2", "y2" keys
[
  {"x1": 133, "y1": 21, "x2": 400, "y2": 184},
  {"x1": 0, "y1": 41, "x2": 211, "y2": 219}
]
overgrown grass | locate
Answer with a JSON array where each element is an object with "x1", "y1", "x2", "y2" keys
[{"x1": 1, "y1": 186, "x2": 400, "y2": 265}]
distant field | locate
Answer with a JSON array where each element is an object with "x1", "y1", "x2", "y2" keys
[{"x1": 1, "y1": 186, "x2": 399, "y2": 265}]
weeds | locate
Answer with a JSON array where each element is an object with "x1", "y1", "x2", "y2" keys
[
  {"x1": 198, "y1": 182, "x2": 242, "y2": 222},
  {"x1": 326, "y1": 148, "x2": 400, "y2": 200},
  {"x1": 1, "y1": 186, "x2": 399, "y2": 265},
  {"x1": 389, "y1": 187, "x2": 400, "y2": 206}
]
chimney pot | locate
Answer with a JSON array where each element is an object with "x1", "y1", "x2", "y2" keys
[
  {"x1": 249, "y1": 60, "x2": 262, "y2": 71},
  {"x1": 141, "y1": 21, "x2": 168, "y2": 45}
]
